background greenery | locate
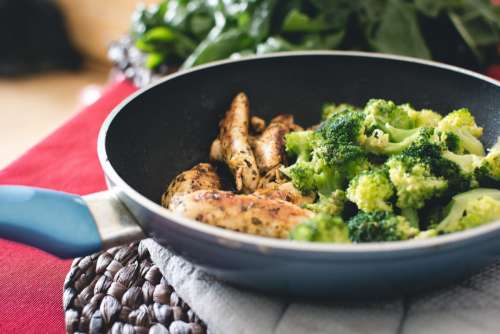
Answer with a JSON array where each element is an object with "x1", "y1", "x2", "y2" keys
[{"x1": 130, "y1": 0, "x2": 500, "y2": 69}]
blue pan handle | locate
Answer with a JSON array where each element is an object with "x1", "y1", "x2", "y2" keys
[{"x1": 0, "y1": 186, "x2": 144, "y2": 258}]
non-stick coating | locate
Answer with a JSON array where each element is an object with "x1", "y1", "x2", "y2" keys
[{"x1": 106, "y1": 54, "x2": 499, "y2": 204}]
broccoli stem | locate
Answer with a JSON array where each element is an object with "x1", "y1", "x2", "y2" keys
[
  {"x1": 436, "y1": 188, "x2": 500, "y2": 232},
  {"x1": 401, "y1": 207, "x2": 419, "y2": 228}
]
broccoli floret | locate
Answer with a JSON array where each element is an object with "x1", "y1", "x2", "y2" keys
[
  {"x1": 364, "y1": 99, "x2": 414, "y2": 130},
  {"x1": 322, "y1": 103, "x2": 361, "y2": 120},
  {"x1": 386, "y1": 153, "x2": 448, "y2": 209},
  {"x1": 400, "y1": 207, "x2": 419, "y2": 228},
  {"x1": 395, "y1": 137, "x2": 477, "y2": 199},
  {"x1": 281, "y1": 159, "x2": 317, "y2": 193},
  {"x1": 436, "y1": 188, "x2": 500, "y2": 234},
  {"x1": 414, "y1": 229, "x2": 438, "y2": 239},
  {"x1": 284, "y1": 108, "x2": 371, "y2": 196},
  {"x1": 281, "y1": 156, "x2": 343, "y2": 195},
  {"x1": 347, "y1": 211, "x2": 419, "y2": 242},
  {"x1": 475, "y1": 138, "x2": 500, "y2": 187},
  {"x1": 290, "y1": 213, "x2": 350, "y2": 243},
  {"x1": 362, "y1": 101, "x2": 435, "y2": 156},
  {"x1": 439, "y1": 132, "x2": 464, "y2": 153},
  {"x1": 406, "y1": 107, "x2": 442, "y2": 127},
  {"x1": 436, "y1": 108, "x2": 485, "y2": 156},
  {"x1": 364, "y1": 127, "x2": 427, "y2": 155},
  {"x1": 304, "y1": 190, "x2": 346, "y2": 216},
  {"x1": 318, "y1": 109, "x2": 367, "y2": 165},
  {"x1": 284, "y1": 130, "x2": 317, "y2": 161},
  {"x1": 282, "y1": 130, "x2": 344, "y2": 194},
  {"x1": 442, "y1": 150, "x2": 482, "y2": 174},
  {"x1": 346, "y1": 169, "x2": 394, "y2": 212}
]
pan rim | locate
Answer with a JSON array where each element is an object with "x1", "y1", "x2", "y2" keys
[{"x1": 97, "y1": 50, "x2": 500, "y2": 255}]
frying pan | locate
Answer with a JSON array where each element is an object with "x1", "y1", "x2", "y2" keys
[{"x1": 1, "y1": 51, "x2": 499, "y2": 299}]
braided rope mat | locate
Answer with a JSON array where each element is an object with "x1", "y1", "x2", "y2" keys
[{"x1": 63, "y1": 241, "x2": 206, "y2": 334}]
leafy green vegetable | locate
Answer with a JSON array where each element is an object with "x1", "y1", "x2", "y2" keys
[{"x1": 130, "y1": 0, "x2": 500, "y2": 69}]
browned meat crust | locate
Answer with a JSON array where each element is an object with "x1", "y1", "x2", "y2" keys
[
  {"x1": 169, "y1": 190, "x2": 313, "y2": 238},
  {"x1": 161, "y1": 163, "x2": 221, "y2": 208}
]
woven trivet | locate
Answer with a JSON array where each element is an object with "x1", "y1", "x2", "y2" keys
[{"x1": 63, "y1": 241, "x2": 206, "y2": 334}]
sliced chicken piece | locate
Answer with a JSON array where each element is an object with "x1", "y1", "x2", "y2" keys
[
  {"x1": 250, "y1": 116, "x2": 266, "y2": 134},
  {"x1": 209, "y1": 138, "x2": 223, "y2": 161},
  {"x1": 254, "y1": 182, "x2": 315, "y2": 206},
  {"x1": 253, "y1": 115, "x2": 301, "y2": 174},
  {"x1": 218, "y1": 92, "x2": 259, "y2": 193},
  {"x1": 161, "y1": 163, "x2": 221, "y2": 208},
  {"x1": 170, "y1": 190, "x2": 313, "y2": 239},
  {"x1": 257, "y1": 165, "x2": 288, "y2": 189}
]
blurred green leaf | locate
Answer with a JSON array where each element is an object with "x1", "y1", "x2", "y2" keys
[
  {"x1": 129, "y1": 0, "x2": 500, "y2": 70},
  {"x1": 146, "y1": 52, "x2": 166, "y2": 68},
  {"x1": 414, "y1": 0, "x2": 462, "y2": 17},
  {"x1": 365, "y1": 0, "x2": 432, "y2": 59},
  {"x1": 282, "y1": 9, "x2": 333, "y2": 32}
]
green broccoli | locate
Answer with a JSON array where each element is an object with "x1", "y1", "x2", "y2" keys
[
  {"x1": 439, "y1": 131, "x2": 465, "y2": 153},
  {"x1": 347, "y1": 211, "x2": 419, "y2": 242},
  {"x1": 283, "y1": 109, "x2": 369, "y2": 195},
  {"x1": 283, "y1": 130, "x2": 317, "y2": 161},
  {"x1": 388, "y1": 136, "x2": 478, "y2": 204},
  {"x1": 290, "y1": 213, "x2": 351, "y2": 243},
  {"x1": 282, "y1": 130, "x2": 343, "y2": 194},
  {"x1": 400, "y1": 207, "x2": 420, "y2": 228},
  {"x1": 436, "y1": 108, "x2": 485, "y2": 156},
  {"x1": 304, "y1": 189, "x2": 346, "y2": 216},
  {"x1": 475, "y1": 138, "x2": 500, "y2": 187},
  {"x1": 346, "y1": 169, "x2": 394, "y2": 212},
  {"x1": 406, "y1": 106, "x2": 442, "y2": 128},
  {"x1": 362, "y1": 100, "x2": 439, "y2": 155},
  {"x1": 436, "y1": 188, "x2": 500, "y2": 234},
  {"x1": 414, "y1": 229, "x2": 438, "y2": 239},
  {"x1": 363, "y1": 99, "x2": 415, "y2": 130},
  {"x1": 386, "y1": 152, "x2": 448, "y2": 209},
  {"x1": 317, "y1": 109, "x2": 368, "y2": 165},
  {"x1": 322, "y1": 103, "x2": 361, "y2": 120}
]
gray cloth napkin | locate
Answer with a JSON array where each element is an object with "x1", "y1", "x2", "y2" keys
[{"x1": 144, "y1": 239, "x2": 500, "y2": 334}]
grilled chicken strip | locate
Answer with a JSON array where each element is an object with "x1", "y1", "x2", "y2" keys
[
  {"x1": 161, "y1": 163, "x2": 221, "y2": 208},
  {"x1": 250, "y1": 116, "x2": 266, "y2": 133},
  {"x1": 253, "y1": 115, "x2": 301, "y2": 174},
  {"x1": 254, "y1": 182, "x2": 315, "y2": 206},
  {"x1": 170, "y1": 190, "x2": 313, "y2": 238},
  {"x1": 217, "y1": 92, "x2": 259, "y2": 193}
]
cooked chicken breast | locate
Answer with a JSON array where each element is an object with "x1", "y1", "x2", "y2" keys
[
  {"x1": 209, "y1": 138, "x2": 223, "y2": 161},
  {"x1": 254, "y1": 182, "x2": 315, "y2": 206},
  {"x1": 217, "y1": 93, "x2": 260, "y2": 193},
  {"x1": 253, "y1": 115, "x2": 302, "y2": 174},
  {"x1": 169, "y1": 190, "x2": 313, "y2": 238},
  {"x1": 161, "y1": 163, "x2": 221, "y2": 207},
  {"x1": 250, "y1": 116, "x2": 266, "y2": 133}
]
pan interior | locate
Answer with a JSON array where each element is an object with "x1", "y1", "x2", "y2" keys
[{"x1": 105, "y1": 54, "x2": 500, "y2": 204}]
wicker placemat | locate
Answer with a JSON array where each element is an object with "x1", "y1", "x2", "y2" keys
[{"x1": 63, "y1": 241, "x2": 206, "y2": 334}]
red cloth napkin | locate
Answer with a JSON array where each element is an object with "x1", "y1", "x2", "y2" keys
[
  {"x1": 0, "y1": 67, "x2": 498, "y2": 334},
  {"x1": 0, "y1": 79, "x2": 137, "y2": 334}
]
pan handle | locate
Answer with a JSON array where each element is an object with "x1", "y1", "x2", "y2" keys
[{"x1": 0, "y1": 186, "x2": 145, "y2": 258}]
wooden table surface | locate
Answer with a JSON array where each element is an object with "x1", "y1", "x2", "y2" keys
[{"x1": 0, "y1": 67, "x2": 108, "y2": 169}]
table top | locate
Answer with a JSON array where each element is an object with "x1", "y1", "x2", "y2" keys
[{"x1": 0, "y1": 68, "x2": 107, "y2": 169}]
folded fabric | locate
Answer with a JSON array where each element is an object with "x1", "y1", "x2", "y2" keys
[
  {"x1": 0, "y1": 79, "x2": 137, "y2": 333},
  {"x1": 145, "y1": 239, "x2": 500, "y2": 334}
]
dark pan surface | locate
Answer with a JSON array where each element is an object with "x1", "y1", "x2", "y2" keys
[{"x1": 106, "y1": 53, "x2": 499, "y2": 205}]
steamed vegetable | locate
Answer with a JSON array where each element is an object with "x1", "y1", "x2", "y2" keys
[{"x1": 283, "y1": 98, "x2": 500, "y2": 243}]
